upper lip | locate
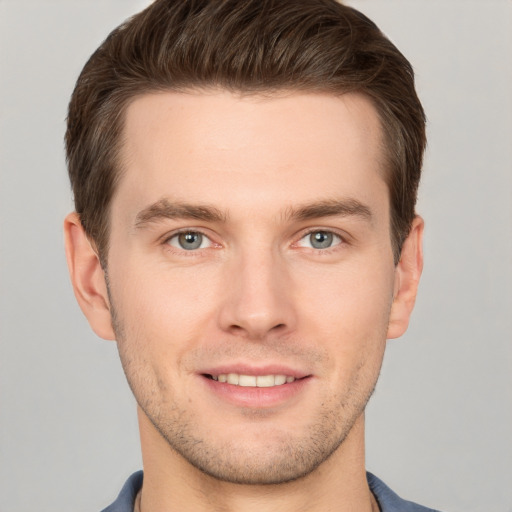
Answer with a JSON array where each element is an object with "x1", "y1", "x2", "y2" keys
[{"x1": 199, "y1": 363, "x2": 311, "y2": 379}]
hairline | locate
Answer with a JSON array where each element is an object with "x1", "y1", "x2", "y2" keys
[{"x1": 94, "y1": 85, "x2": 399, "y2": 268}]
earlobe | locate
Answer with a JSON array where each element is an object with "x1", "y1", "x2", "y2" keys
[
  {"x1": 387, "y1": 216, "x2": 424, "y2": 340},
  {"x1": 64, "y1": 212, "x2": 116, "y2": 340}
]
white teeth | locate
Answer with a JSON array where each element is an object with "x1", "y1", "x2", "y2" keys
[
  {"x1": 274, "y1": 375, "x2": 287, "y2": 386},
  {"x1": 213, "y1": 373, "x2": 295, "y2": 387},
  {"x1": 239, "y1": 375, "x2": 257, "y2": 387},
  {"x1": 256, "y1": 375, "x2": 275, "y2": 387},
  {"x1": 227, "y1": 373, "x2": 239, "y2": 385}
]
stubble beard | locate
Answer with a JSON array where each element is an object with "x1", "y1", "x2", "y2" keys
[
  {"x1": 130, "y1": 368, "x2": 377, "y2": 486},
  {"x1": 107, "y1": 285, "x2": 381, "y2": 486},
  {"x1": 141, "y1": 391, "x2": 375, "y2": 486}
]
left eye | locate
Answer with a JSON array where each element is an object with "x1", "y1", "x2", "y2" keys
[
  {"x1": 298, "y1": 230, "x2": 342, "y2": 250},
  {"x1": 167, "y1": 231, "x2": 212, "y2": 251}
]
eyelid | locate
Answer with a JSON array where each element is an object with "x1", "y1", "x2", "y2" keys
[
  {"x1": 293, "y1": 227, "x2": 347, "y2": 249},
  {"x1": 158, "y1": 226, "x2": 349, "y2": 253},
  {"x1": 161, "y1": 228, "x2": 220, "y2": 252}
]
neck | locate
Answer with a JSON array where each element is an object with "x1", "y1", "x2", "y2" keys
[{"x1": 137, "y1": 408, "x2": 377, "y2": 512}]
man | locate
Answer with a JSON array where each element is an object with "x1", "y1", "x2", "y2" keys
[{"x1": 64, "y1": 0, "x2": 438, "y2": 510}]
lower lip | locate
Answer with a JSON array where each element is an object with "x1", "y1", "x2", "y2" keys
[{"x1": 201, "y1": 375, "x2": 311, "y2": 408}]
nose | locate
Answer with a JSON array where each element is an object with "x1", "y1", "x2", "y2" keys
[{"x1": 217, "y1": 247, "x2": 297, "y2": 340}]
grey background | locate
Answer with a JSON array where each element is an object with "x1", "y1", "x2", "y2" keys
[{"x1": 0, "y1": 1, "x2": 510, "y2": 511}]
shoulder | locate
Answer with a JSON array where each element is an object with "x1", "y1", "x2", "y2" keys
[
  {"x1": 101, "y1": 471, "x2": 143, "y2": 512},
  {"x1": 367, "y1": 472, "x2": 444, "y2": 512}
]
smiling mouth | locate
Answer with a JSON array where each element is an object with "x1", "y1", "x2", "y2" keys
[{"x1": 204, "y1": 373, "x2": 300, "y2": 387}]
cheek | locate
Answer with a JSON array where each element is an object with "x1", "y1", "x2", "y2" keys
[
  {"x1": 295, "y1": 262, "x2": 393, "y2": 371},
  {"x1": 110, "y1": 261, "x2": 220, "y2": 360},
  {"x1": 298, "y1": 260, "x2": 394, "y2": 329}
]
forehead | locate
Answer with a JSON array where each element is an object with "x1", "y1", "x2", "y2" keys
[{"x1": 115, "y1": 90, "x2": 387, "y2": 219}]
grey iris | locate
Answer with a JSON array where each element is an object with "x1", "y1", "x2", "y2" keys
[
  {"x1": 310, "y1": 231, "x2": 333, "y2": 249},
  {"x1": 178, "y1": 232, "x2": 203, "y2": 250}
]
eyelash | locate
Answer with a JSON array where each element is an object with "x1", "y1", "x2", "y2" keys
[
  {"x1": 294, "y1": 228, "x2": 347, "y2": 253},
  {"x1": 162, "y1": 229, "x2": 218, "y2": 255},
  {"x1": 161, "y1": 227, "x2": 348, "y2": 255}
]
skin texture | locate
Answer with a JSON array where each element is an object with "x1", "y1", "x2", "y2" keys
[{"x1": 65, "y1": 90, "x2": 423, "y2": 512}]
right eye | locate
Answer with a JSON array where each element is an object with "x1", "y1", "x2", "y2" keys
[
  {"x1": 166, "y1": 231, "x2": 212, "y2": 251},
  {"x1": 296, "y1": 230, "x2": 343, "y2": 250}
]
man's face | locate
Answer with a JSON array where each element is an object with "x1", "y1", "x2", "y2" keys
[{"x1": 105, "y1": 90, "x2": 400, "y2": 484}]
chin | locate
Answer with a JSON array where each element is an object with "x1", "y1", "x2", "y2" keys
[{"x1": 145, "y1": 403, "x2": 359, "y2": 486}]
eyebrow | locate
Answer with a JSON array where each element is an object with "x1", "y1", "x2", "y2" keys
[
  {"x1": 134, "y1": 197, "x2": 373, "y2": 230},
  {"x1": 284, "y1": 198, "x2": 373, "y2": 223},
  {"x1": 134, "y1": 198, "x2": 226, "y2": 228}
]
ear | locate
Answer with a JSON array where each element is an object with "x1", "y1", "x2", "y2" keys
[
  {"x1": 64, "y1": 212, "x2": 116, "y2": 340},
  {"x1": 387, "y1": 216, "x2": 424, "y2": 340}
]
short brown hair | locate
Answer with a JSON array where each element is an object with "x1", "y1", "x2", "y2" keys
[{"x1": 66, "y1": 0, "x2": 426, "y2": 265}]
